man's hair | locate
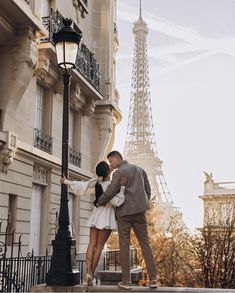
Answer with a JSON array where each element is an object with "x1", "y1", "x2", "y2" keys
[{"x1": 107, "y1": 150, "x2": 123, "y2": 160}]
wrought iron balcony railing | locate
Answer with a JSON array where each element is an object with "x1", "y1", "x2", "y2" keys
[
  {"x1": 103, "y1": 247, "x2": 138, "y2": 271},
  {"x1": 34, "y1": 128, "x2": 53, "y2": 154},
  {"x1": 69, "y1": 147, "x2": 81, "y2": 167},
  {"x1": 42, "y1": 9, "x2": 101, "y2": 91},
  {"x1": 76, "y1": 44, "x2": 101, "y2": 91}
]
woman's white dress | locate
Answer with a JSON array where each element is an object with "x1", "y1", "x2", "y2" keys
[{"x1": 65, "y1": 178, "x2": 117, "y2": 230}]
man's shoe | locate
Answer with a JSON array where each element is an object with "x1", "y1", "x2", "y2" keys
[
  {"x1": 149, "y1": 279, "x2": 157, "y2": 288},
  {"x1": 118, "y1": 281, "x2": 132, "y2": 290}
]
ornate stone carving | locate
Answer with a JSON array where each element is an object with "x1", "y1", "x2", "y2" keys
[
  {"x1": 72, "y1": 84, "x2": 81, "y2": 100},
  {"x1": 70, "y1": 84, "x2": 85, "y2": 110},
  {"x1": 204, "y1": 171, "x2": 213, "y2": 183},
  {"x1": 34, "y1": 47, "x2": 58, "y2": 86},
  {"x1": 0, "y1": 149, "x2": 16, "y2": 174},
  {"x1": 27, "y1": 39, "x2": 39, "y2": 69},
  {"x1": 82, "y1": 97, "x2": 96, "y2": 116},
  {"x1": 10, "y1": 28, "x2": 39, "y2": 80},
  {"x1": 34, "y1": 53, "x2": 49, "y2": 81},
  {"x1": 33, "y1": 165, "x2": 48, "y2": 185},
  {"x1": 3, "y1": 132, "x2": 17, "y2": 150}
]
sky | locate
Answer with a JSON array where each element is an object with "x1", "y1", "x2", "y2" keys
[{"x1": 113, "y1": 0, "x2": 235, "y2": 231}]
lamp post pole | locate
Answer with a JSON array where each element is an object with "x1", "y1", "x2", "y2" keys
[{"x1": 46, "y1": 19, "x2": 82, "y2": 287}]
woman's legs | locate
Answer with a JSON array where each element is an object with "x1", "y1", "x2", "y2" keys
[
  {"x1": 86, "y1": 227, "x2": 98, "y2": 275},
  {"x1": 91, "y1": 229, "x2": 111, "y2": 275}
]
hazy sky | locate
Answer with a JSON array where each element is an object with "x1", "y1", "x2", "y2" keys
[{"x1": 113, "y1": 0, "x2": 235, "y2": 231}]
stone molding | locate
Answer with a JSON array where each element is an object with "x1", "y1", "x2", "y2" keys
[
  {"x1": 34, "y1": 45, "x2": 58, "y2": 87},
  {"x1": 33, "y1": 165, "x2": 48, "y2": 185}
]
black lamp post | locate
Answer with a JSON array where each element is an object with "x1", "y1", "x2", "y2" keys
[{"x1": 46, "y1": 18, "x2": 82, "y2": 286}]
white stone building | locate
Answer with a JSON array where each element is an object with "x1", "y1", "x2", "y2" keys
[
  {"x1": 199, "y1": 172, "x2": 235, "y2": 227},
  {"x1": 0, "y1": 0, "x2": 121, "y2": 255}
]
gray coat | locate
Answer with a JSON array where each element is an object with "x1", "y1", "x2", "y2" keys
[{"x1": 98, "y1": 160, "x2": 151, "y2": 218}]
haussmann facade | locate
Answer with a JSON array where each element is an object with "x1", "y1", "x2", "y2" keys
[
  {"x1": 199, "y1": 172, "x2": 235, "y2": 227},
  {"x1": 0, "y1": 0, "x2": 121, "y2": 256}
]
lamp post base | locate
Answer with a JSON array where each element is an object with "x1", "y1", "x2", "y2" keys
[{"x1": 46, "y1": 238, "x2": 80, "y2": 286}]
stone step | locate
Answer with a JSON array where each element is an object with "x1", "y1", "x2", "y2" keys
[
  {"x1": 32, "y1": 284, "x2": 235, "y2": 293},
  {"x1": 88, "y1": 286, "x2": 235, "y2": 293}
]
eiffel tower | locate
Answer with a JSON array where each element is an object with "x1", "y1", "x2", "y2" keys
[{"x1": 124, "y1": 0, "x2": 174, "y2": 206}]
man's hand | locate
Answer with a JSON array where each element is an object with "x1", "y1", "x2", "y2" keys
[
  {"x1": 120, "y1": 176, "x2": 127, "y2": 186},
  {"x1": 93, "y1": 199, "x2": 98, "y2": 207}
]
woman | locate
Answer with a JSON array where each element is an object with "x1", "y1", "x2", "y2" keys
[{"x1": 61, "y1": 161, "x2": 125, "y2": 286}]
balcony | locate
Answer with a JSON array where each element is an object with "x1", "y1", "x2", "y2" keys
[
  {"x1": 34, "y1": 128, "x2": 52, "y2": 154},
  {"x1": 76, "y1": 44, "x2": 101, "y2": 91},
  {"x1": 204, "y1": 179, "x2": 235, "y2": 196},
  {"x1": 69, "y1": 147, "x2": 81, "y2": 167},
  {"x1": 42, "y1": 9, "x2": 101, "y2": 91}
]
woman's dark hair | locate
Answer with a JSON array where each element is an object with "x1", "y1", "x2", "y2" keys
[
  {"x1": 94, "y1": 161, "x2": 110, "y2": 206},
  {"x1": 95, "y1": 161, "x2": 110, "y2": 178}
]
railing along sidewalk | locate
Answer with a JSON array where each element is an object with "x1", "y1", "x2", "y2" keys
[{"x1": 0, "y1": 223, "x2": 85, "y2": 292}]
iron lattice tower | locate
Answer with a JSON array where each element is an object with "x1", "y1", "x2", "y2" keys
[{"x1": 124, "y1": 1, "x2": 173, "y2": 205}]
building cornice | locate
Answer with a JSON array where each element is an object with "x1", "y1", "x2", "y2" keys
[
  {"x1": 199, "y1": 194, "x2": 235, "y2": 200},
  {"x1": 95, "y1": 100, "x2": 122, "y2": 124}
]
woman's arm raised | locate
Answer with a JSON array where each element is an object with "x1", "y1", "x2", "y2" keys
[{"x1": 61, "y1": 175, "x2": 97, "y2": 196}]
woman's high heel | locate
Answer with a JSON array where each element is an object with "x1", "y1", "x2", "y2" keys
[{"x1": 84, "y1": 273, "x2": 93, "y2": 286}]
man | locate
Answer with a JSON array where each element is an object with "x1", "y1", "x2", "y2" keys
[{"x1": 98, "y1": 150, "x2": 157, "y2": 289}]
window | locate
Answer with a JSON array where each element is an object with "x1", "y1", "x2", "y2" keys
[
  {"x1": 69, "y1": 108, "x2": 75, "y2": 149},
  {"x1": 6, "y1": 194, "x2": 17, "y2": 246},
  {"x1": 30, "y1": 185, "x2": 42, "y2": 255},
  {"x1": 41, "y1": 0, "x2": 50, "y2": 17},
  {"x1": 34, "y1": 83, "x2": 53, "y2": 153},
  {"x1": 68, "y1": 192, "x2": 75, "y2": 236},
  {"x1": 69, "y1": 108, "x2": 81, "y2": 167},
  {"x1": 35, "y1": 83, "x2": 45, "y2": 131}
]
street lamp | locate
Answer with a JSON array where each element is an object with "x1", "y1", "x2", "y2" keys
[{"x1": 46, "y1": 18, "x2": 82, "y2": 286}]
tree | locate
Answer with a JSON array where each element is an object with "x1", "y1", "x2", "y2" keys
[{"x1": 183, "y1": 208, "x2": 235, "y2": 288}]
